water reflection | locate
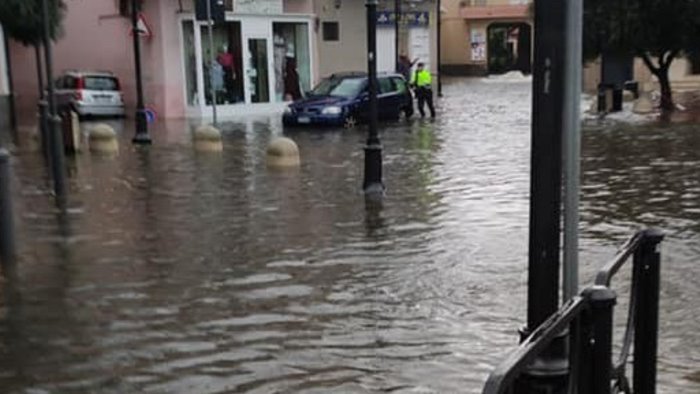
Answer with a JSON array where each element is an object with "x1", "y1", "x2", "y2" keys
[{"x1": 0, "y1": 78, "x2": 697, "y2": 393}]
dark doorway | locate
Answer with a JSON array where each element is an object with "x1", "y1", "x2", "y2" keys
[{"x1": 487, "y1": 23, "x2": 532, "y2": 75}]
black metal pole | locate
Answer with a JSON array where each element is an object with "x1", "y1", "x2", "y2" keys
[
  {"x1": 526, "y1": 0, "x2": 566, "y2": 333},
  {"x1": 131, "y1": 0, "x2": 151, "y2": 144},
  {"x1": 395, "y1": 0, "x2": 401, "y2": 71},
  {"x1": 42, "y1": 0, "x2": 66, "y2": 198},
  {"x1": 584, "y1": 285, "x2": 616, "y2": 394},
  {"x1": 518, "y1": 0, "x2": 568, "y2": 390},
  {"x1": 0, "y1": 149, "x2": 15, "y2": 271},
  {"x1": 633, "y1": 229, "x2": 664, "y2": 394},
  {"x1": 363, "y1": 0, "x2": 383, "y2": 196},
  {"x1": 437, "y1": 0, "x2": 442, "y2": 97},
  {"x1": 35, "y1": 44, "x2": 50, "y2": 160}
]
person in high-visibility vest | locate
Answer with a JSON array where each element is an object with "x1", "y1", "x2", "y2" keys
[{"x1": 411, "y1": 63, "x2": 436, "y2": 119}]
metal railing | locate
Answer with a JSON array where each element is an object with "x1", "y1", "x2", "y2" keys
[{"x1": 483, "y1": 229, "x2": 664, "y2": 394}]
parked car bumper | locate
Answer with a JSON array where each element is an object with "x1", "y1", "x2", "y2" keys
[
  {"x1": 74, "y1": 103, "x2": 125, "y2": 117},
  {"x1": 282, "y1": 113, "x2": 346, "y2": 127}
]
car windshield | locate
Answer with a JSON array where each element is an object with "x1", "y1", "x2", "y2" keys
[
  {"x1": 84, "y1": 76, "x2": 119, "y2": 91},
  {"x1": 311, "y1": 77, "x2": 365, "y2": 98}
]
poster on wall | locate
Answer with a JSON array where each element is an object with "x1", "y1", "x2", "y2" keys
[
  {"x1": 235, "y1": 0, "x2": 283, "y2": 14},
  {"x1": 471, "y1": 29, "x2": 486, "y2": 62}
]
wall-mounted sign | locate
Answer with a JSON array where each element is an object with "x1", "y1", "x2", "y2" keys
[
  {"x1": 235, "y1": 0, "x2": 283, "y2": 14},
  {"x1": 377, "y1": 12, "x2": 430, "y2": 27},
  {"x1": 470, "y1": 29, "x2": 486, "y2": 62}
]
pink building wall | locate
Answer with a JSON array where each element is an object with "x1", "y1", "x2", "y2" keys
[{"x1": 9, "y1": 0, "x2": 314, "y2": 121}]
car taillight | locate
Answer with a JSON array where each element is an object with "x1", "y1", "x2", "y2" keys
[{"x1": 76, "y1": 77, "x2": 85, "y2": 89}]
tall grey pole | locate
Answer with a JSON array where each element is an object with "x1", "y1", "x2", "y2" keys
[
  {"x1": 562, "y1": 0, "x2": 583, "y2": 301},
  {"x1": 42, "y1": 0, "x2": 66, "y2": 197},
  {"x1": 206, "y1": 0, "x2": 218, "y2": 125}
]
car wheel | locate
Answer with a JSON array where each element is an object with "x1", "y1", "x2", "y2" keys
[{"x1": 344, "y1": 114, "x2": 357, "y2": 129}]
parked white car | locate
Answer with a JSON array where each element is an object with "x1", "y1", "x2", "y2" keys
[{"x1": 54, "y1": 71, "x2": 125, "y2": 118}]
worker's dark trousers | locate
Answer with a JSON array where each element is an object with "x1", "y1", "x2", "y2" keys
[{"x1": 416, "y1": 86, "x2": 436, "y2": 118}]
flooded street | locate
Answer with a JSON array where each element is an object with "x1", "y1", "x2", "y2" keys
[{"x1": 0, "y1": 78, "x2": 698, "y2": 393}]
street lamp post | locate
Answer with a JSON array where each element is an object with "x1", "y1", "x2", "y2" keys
[
  {"x1": 516, "y1": 0, "x2": 569, "y2": 391},
  {"x1": 131, "y1": 0, "x2": 151, "y2": 144},
  {"x1": 363, "y1": 0, "x2": 383, "y2": 196}
]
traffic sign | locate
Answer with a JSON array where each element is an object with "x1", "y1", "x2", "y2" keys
[{"x1": 130, "y1": 13, "x2": 153, "y2": 38}]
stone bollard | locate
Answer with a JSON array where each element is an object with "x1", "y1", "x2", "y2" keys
[
  {"x1": 88, "y1": 124, "x2": 119, "y2": 154},
  {"x1": 266, "y1": 137, "x2": 300, "y2": 168},
  {"x1": 192, "y1": 125, "x2": 223, "y2": 152},
  {"x1": 633, "y1": 94, "x2": 655, "y2": 114}
]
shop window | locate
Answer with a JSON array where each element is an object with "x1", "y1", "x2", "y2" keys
[
  {"x1": 323, "y1": 22, "x2": 340, "y2": 42},
  {"x1": 200, "y1": 22, "x2": 245, "y2": 105},
  {"x1": 273, "y1": 23, "x2": 311, "y2": 102}
]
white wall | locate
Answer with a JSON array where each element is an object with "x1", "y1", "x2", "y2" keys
[{"x1": 0, "y1": 26, "x2": 9, "y2": 96}]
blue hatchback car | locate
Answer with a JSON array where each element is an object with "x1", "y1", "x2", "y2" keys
[{"x1": 282, "y1": 72, "x2": 413, "y2": 128}]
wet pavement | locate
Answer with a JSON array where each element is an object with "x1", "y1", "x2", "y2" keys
[{"x1": 0, "y1": 78, "x2": 698, "y2": 393}]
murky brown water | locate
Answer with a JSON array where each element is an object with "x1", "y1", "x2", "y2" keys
[{"x1": 0, "y1": 78, "x2": 698, "y2": 393}]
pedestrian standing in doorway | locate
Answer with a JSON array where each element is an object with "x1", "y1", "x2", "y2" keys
[{"x1": 411, "y1": 63, "x2": 436, "y2": 119}]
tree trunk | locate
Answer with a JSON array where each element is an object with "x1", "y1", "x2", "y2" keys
[{"x1": 657, "y1": 67, "x2": 674, "y2": 112}]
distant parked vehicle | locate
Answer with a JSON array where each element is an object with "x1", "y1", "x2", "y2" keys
[
  {"x1": 54, "y1": 71, "x2": 125, "y2": 118},
  {"x1": 282, "y1": 72, "x2": 413, "y2": 128}
]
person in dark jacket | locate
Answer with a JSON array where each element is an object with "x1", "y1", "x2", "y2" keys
[
  {"x1": 397, "y1": 55, "x2": 418, "y2": 119},
  {"x1": 284, "y1": 57, "x2": 303, "y2": 101}
]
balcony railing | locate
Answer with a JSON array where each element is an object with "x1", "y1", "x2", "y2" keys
[{"x1": 483, "y1": 229, "x2": 664, "y2": 394}]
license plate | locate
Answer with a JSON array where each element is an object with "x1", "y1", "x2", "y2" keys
[{"x1": 297, "y1": 116, "x2": 311, "y2": 124}]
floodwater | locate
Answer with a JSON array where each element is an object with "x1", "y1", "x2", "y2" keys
[{"x1": 0, "y1": 78, "x2": 698, "y2": 393}]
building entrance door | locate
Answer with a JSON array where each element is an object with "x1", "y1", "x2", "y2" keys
[{"x1": 248, "y1": 38, "x2": 271, "y2": 103}]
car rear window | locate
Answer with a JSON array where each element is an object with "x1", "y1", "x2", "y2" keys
[
  {"x1": 84, "y1": 76, "x2": 119, "y2": 91},
  {"x1": 311, "y1": 77, "x2": 365, "y2": 98}
]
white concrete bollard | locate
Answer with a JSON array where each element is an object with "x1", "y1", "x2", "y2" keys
[
  {"x1": 192, "y1": 125, "x2": 223, "y2": 152},
  {"x1": 266, "y1": 137, "x2": 300, "y2": 168},
  {"x1": 633, "y1": 94, "x2": 655, "y2": 115},
  {"x1": 88, "y1": 124, "x2": 119, "y2": 154}
]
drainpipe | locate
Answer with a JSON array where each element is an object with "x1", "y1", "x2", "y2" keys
[{"x1": 131, "y1": 0, "x2": 152, "y2": 144}]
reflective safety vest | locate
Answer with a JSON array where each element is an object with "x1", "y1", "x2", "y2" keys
[{"x1": 412, "y1": 70, "x2": 432, "y2": 87}]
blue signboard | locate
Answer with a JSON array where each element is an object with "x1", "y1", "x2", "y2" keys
[{"x1": 377, "y1": 11, "x2": 430, "y2": 27}]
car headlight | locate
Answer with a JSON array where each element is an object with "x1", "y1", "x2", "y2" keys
[
  {"x1": 322, "y1": 106, "x2": 343, "y2": 115},
  {"x1": 284, "y1": 105, "x2": 294, "y2": 114}
]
